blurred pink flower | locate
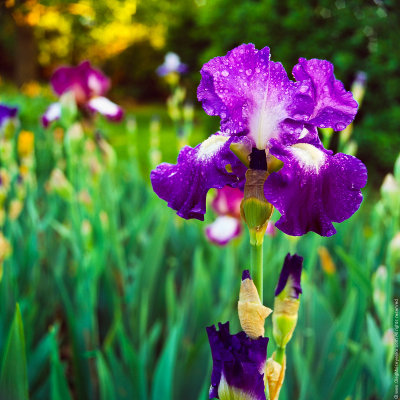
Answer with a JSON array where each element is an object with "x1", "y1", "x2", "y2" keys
[{"x1": 42, "y1": 61, "x2": 123, "y2": 127}]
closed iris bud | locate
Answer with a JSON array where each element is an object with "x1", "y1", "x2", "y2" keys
[
  {"x1": 272, "y1": 254, "x2": 303, "y2": 349},
  {"x1": 238, "y1": 270, "x2": 272, "y2": 339}
]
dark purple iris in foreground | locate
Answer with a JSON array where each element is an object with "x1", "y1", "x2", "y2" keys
[
  {"x1": 207, "y1": 322, "x2": 268, "y2": 400},
  {"x1": 151, "y1": 44, "x2": 367, "y2": 237},
  {"x1": 0, "y1": 104, "x2": 18, "y2": 131},
  {"x1": 42, "y1": 61, "x2": 123, "y2": 127}
]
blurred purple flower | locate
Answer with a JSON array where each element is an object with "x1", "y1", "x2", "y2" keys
[
  {"x1": 42, "y1": 61, "x2": 123, "y2": 127},
  {"x1": 152, "y1": 44, "x2": 367, "y2": 237},
  {"x1": 207, "y1": 321, "x2": 268, "y2": 400},
  {"x1": 206, "y1": 186, "x2": 243, "y2": 245},
  {"x1": 157, "y1": 52, "x2": 187, "y2": 76},
  {"x1": 0, "y1": 104, "x2": 18, "y2": 132}
]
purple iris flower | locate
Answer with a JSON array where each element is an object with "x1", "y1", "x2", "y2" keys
[
  {"x1": 151, "y1": 44, "x2": 367, "y2": 237},
  {"x1": 206, "y1": 186, "x2": 243, "y2": 246},
  {"x1": 157, "y1": 52, "x2": 188, "y2": 76},
  {"x1": 207, "y1": 321, "x2": 268, "y2": 400},
  {"x1": 275, "y1": 253, "x2": 303, "y2": 299},
  {"x1": 42, "y1": 61, "x2": 123, "y2": 127},
  {"x1": 0, "y1": 104, "x2": 18, "y2": 132}
]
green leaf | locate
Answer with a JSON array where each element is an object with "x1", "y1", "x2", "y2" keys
[
  {"x1": 49, "y1": 326, "x2": 72, "y2": 400},
  {"x1": 0, "y1": 304, "x2": 29, "y2": 400},
  {"x1": 151, "y1": 326, "x2": 180, "y2": 400},
  {"x1": 96, "y1": 352, "x2": 117, "y2": 400}
]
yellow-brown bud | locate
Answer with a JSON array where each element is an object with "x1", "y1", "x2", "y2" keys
[
  {"x1": 238, "y1": 273, "x2": 272, "y2": 339},
  {"x1": 265, "y1": 352, "x2": 286, "y2": 400}
]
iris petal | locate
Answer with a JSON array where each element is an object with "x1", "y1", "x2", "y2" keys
[
  {"x1": 264, "y1": 131, "x2": 367, "y2": 236},
  {"x1": 292, "y1": 58, "x2": 358, "y2": 130},
  {"x1": 151, "y1": 134, "x2": 248, "y2": 220}
]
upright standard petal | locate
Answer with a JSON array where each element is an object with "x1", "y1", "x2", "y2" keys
[
  {"x1": 87, "y1": 97, "x2": 124, "y2": 121},
  {"x1": 198, "y1": 44, "x2": 312, "y2": 149},
  {"x1": 292, "y1": 58, "x2": 358, "y2": 131},
  {"x1": 151, "y1": 134, "x2": 248, "y2": 220},
  {"x1": 207, "y1": 322, "x2": 268, "y2": 400},
  {"x1": 41, "y1": 102, "x2": 61, "y2": 128},
  {"x1": 264, "y1": 132, "x2": 367, "y2": 236}
]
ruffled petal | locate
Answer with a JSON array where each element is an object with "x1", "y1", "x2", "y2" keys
[
  {"x1": 151, "y1": 134, "x2": 248, "y2": 220},
  {"x1": 198, "y1": 44, "x2": 311, "y2": 150},
  {"x1": 205, "y1": 216, "x2": 242, "y2": 246},
  {"x1": 87, "y1": 97, "x2": 124, "y2": 121},
  {"x1": 207, "y1": 322, "x2": 268, "y2": 400},
  {"x1": 292, "y1": 58, "x2": 358, "y2": 130},
  {"x1": 41, "y1": 102, "x2": 61, "y2": 128},
  {"x1": 264, "y1": 135, "x2": 367, "y2": 236}
]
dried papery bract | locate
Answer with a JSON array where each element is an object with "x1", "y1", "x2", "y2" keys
[
  {"x1": 265, "y1": 352, "x2": 286, "y2": 400},
  {"x1": 238, "y1": 271, "x2": 272, "y2": 339}
]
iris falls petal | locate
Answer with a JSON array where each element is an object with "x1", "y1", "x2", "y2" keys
[
  {"x1": 151, "y1": 134, "x2": 247, "y2": 220},
  {"x1": 264, "y1": 137, "x2": 367, "y2": 236}
]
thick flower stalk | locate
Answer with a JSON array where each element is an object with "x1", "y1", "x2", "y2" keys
[
  {"x1": 42, "y1": 61, "x2": 123, "y2": 127},
  {"x1": 151, "y1": 43, "x2": 367, "y2": 238}
]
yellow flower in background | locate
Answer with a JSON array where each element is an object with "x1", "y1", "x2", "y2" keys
[
  {"x1": 21, "y1": 81, "x2": 42, "y2": 98},
  {"x1": 18, "y1": 130, "x2": 35, "y2": 158},
  {"x1": 9, "y1": 199, "x2": 24, "y2": 220},
  {"x1": 0, "y1": 232, "x2": 12, "y2": 281},
  {"x1": 317, "y1": 246, "x2": 336, "y2": 275}
]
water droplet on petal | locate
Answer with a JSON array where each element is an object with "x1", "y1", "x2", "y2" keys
[
  {"x1": 335, "y1": 123, "x2": 346, "y2": 131},
  {"x1": 222, "y1": 70, "x2": 229, "y2": 77},
  {"x1": 246, "y1": 69, "x2": 252, "y2": 76}
]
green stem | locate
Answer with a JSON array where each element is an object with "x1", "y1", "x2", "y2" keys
[
  {"x1": 250, "y1": 233, "x2": 264, "y2": 301},
  {"x1": 274, "y1": 346, "x2": 286, "y2": 365}
]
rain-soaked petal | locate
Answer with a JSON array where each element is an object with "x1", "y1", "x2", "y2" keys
[
  {"x1": 151, "y1": 134, "x2": 248, "y2": 220},
  {"x1": 292, "y1": 58, "x2": 358, "y2": 131},
  {"x1": 264, "y1": 133, "x2": 367, "y2": 236}
]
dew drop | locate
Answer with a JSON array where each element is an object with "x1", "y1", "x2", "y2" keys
[
  {"x1": 221, "y1": 70, "x2": 229, "y2": 77},
  {"x1": 335, "y1": 123, "x2": 346, "y2": 131},
  {"x1": 246, "y1": 69, "x2": 252, "y2": 76}
]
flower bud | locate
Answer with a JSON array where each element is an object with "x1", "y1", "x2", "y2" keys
[
  {"x1": 240, "y1": 169, "x2": 273, "y2": 244},
  {"x1": 47, "y1": 169, "x2": 74, "y2": 201},
  {"x1": 272, "y1": 254, "x2": 303, "y2": 349},
  {"x1": 238, "y1": 270, "x2": 272, "y2": 339},
  {"x1": 265, "y1": 352, "x2": 286, "y2": 400},
  {"x1": 372, "y1": 265, "x2": 389, "y2": 325}
]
